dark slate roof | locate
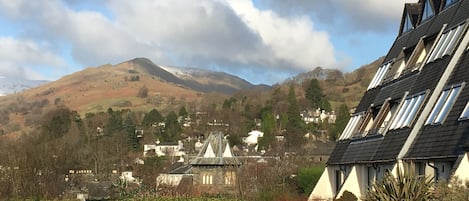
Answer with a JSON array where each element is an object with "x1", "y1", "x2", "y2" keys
[
  {"x1": 327, "y1": 141, "x2": 350, "y2": 165},
  {"x1": 427, "y1": 2, "x2": 459, "y2": 35},
  {"x1": 190, "y1": 131, "x2": 241, "y2": 166},
  {"x1": 167, "y1": 162, "x2": 192, "y2": 174},
  {"x1": 448, "y1": 0, "x2": 469, "y2": 28},
  {"x1": 372, "y1": 129, "x2": 411, "y2": 161},
  {"x1": 409, "y1": 56, "x2": 450, "y2": 94},
  {"x1": 385, "y1": 32, "x2": 411, "y2": 63},
  {"x1": 355, "y1": 88, "x2": 380, "y2": 113},
  {"x1": 405, "y1": 52, "x2": 469, "y2": 159},
  {"x1": 341, "y1": 136, "x2": 383, "y2": 164}
]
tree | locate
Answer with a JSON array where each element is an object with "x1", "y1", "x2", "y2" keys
[
  {"x1": 41, "y1": 107, "x2": 72, "y2": 139},
  {"x1": 124, "y1": 114, "x2": 139, "y2": 151},
  {"x1": 142, "y1": 109, "x2": 164, "y2": 127},
  {"x1": 105, "y1": 107, "x2": 123, "y2": 135},
  {"x1": 285, "y1": 85, "x2": 306, "y2": 150},
  {"x1": 305, "y1": 79, "x2": 331, "y2": 111},
  {"x1": 137, "y1": 85, "x2": 149, "y2": 98},
  {"x1": 296, "y1": 164, "x2": 325, "y2": 194},
  {"x1": 258, "y1": 108, "x2": 276, "y2": 151},
  {"x1": 330, "y1": 104, "x2": 350, "y2": 140},
  {"x1": 178, "y1": 106, "x2": 188, "y2": 118},
  {"x1": 162, "y1": 111, "x2": 181, "y2": 142}
]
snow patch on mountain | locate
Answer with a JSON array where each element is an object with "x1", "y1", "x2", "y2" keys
[
  {"x1": 0, "y1": 77, "x2": 48, "y2": 96},
  {"x1": 160, "y1": 65, "x2": 213, "y2": 80}
]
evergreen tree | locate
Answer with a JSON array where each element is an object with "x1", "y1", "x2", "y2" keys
[
  {"x1": 305, "y1": 79, "x2": 331, "y2": 111},
  {"x1": 124, "y1": 114, "x2": 139, "y2": 151},
  {"x1": 163, "y1": 111, "x2": 181, "y2": 142},
  {"x1": 105, "y1": 107, "x2": 122, "y2": 135},
  {"x1": 142, "y1": 109, "x2": 164, "y2": 127},
  {"x1": 330, "y1": 104, "x2": 350, "y2": 141},
  {"x1": 285, "y1": 85, "x2": 306, "y2": 150},
  {"x1": 259, "y1": 109, "x2": 276, "y2": 151},
  {"x1": 178, "y1": 106, "x2": 188, "y2": 118}
]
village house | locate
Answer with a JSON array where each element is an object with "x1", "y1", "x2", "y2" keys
[
  {"x1": 310, "y1": 0, "x2": 469, "y2": 200},
  {"x1": 143, "y1": 139, "x2": 185, "y2": 157},
  {"x1": 190, "y1": 131, "x2": 242, "y2": 195},
  {"x1": 155, "y1": 131, "x2": 242, "y2": 196}
]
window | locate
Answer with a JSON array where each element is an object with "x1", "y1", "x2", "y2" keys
[
  {"x1": 368, "y1": 62, "x2": 391, "y2": 89},
  {"x1": 367, "y1": 167, "x2": 376, "y2": 187},
  {"x1": 427, "y1": 85, "x2": 463, "y2": 124},
  {"x1": 225, "y1": 171, "x2": 236, "y2": 185},
  {"x1": 445, "y1": 0, "x2": 459, "y2": 8},
  {"x1": 202, "y1": 173, "x2": 213, "y2": 185},
  {"x1": 427, "y1": 24, "x2": 465, "y2": 62},
  {"x1": 422, "y1": 0, "x2": 434, "y2": 21},
  {"x1": 459, "y1": 101, "x2": 469, "y2": 120},
  {"x1": 389, "y1": 93, "x2": 426, "y2": 129},
  {"x1": 335, "y1": 170, "x2": 342, "y2": 193},
  {"x1": 403, "y1": 13, "x2": 413, "y2": 33},
  {"x1": 339, "y1": 114, "x2": 363, "y2": 140}
]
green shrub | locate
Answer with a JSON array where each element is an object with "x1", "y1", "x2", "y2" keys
[
  {"x1": 364, "y1": 165, "x2": 432, "y2": 201},
  {"x1": 335, "y1": 190, "x2": 357, "y2": 201},
  {"x1": 296, "y1": 164, "x2": 325, "y2": 194}
]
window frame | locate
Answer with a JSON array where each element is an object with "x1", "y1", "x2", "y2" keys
[
  {"x1": 459, "y1": 101, "x2": 469, "y2": 120},
  {"x1": 389, "y1": 92, "x2": 427, "y2": 130},
  {"x1": 422, "y1": 0, "x2": 435, "y2": 22},
  {"x1": 426, "y1": 84, "x2": 464, "y2": 125},
  {"x1": 427, "y1": 24, "x2": 466, "y2": 63}
]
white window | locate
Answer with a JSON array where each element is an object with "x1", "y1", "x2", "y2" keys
[
  {"x1": 390, "y1": 93, "x2": 426, "y2": 129},
  {"x1": 427, "y1": 24, "x2": 465, "y2": 62},
  {"x1": 339, "y1": 114, "x2": 363, "y2": 140},
  {"x1": 202, "y1": 173, "x2": 213, "y2": 185},
  {"x1": 368, "y1": 62, "x2": 391, "y2": 90},
  {"x1": 422, "y1": 0, "x2": 434, "y2": 21},
  {"x1": 427, "y1": 85, "x2": 463, "y2": 124},
  {"x1": 459, "y1": 101, "x2": 469, "y2": 120},
  {"x1": 225, "y1": 171, "x2": 236, "y2": 185}
]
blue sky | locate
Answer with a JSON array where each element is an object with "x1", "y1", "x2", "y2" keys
[{"x1": 0, "y1": 0, "x2": 412, "y2": 85}]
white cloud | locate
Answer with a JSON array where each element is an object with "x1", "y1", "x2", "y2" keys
[
  {"x1": 0, "y1": 37, "x2": 66, "y2": 79},
  {"x1": 226, "y1": 0, "x2": 337, "y2": 71},
  {"x1": 257, "y1": 0, "x2": 410, "y2": 33},
  {"x1": 1, "y1": 0, "x2": 399, "y2": 84}
]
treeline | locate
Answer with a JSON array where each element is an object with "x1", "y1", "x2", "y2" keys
[{"x1": 0, "y1": 78, "x2": 351, "y2": 199}]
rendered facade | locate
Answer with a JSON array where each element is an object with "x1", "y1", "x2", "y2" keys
[{"x1": 309, "y1": 0, "x2": 469, "y2": 200}]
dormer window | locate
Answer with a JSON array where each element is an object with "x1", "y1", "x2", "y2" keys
[
  {"x1": 445, "y1": 0, "x2": 459, "y2": 8},
  {"x1": 389, "y1": 92, "x2": 427, "y2": 130},
  {"x1": 403, "y1": 13, "x2": 414, "y2": 33},
  {"x1": 367, "y1": 62, "x2": 392, "y2": 90},
  {"x1": 427, "y1": 24, "x2": 465, "y2": 63},
  {"x1": 422, "y1": 0, "x2": 435, "y2": 21},
  {"x1": 426, "y1": 84, "x2": 464, "y2": 124}
]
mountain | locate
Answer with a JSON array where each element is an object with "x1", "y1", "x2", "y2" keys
[
  {"x1": 122, "y1": 58, "x2": 269, "y2": 94},
  {"x1": 282, "y1": 57, "x2": 383, "y2": 109},
  {"x1": 0, "y1": 77, "x2": 48, "y2": 96}
]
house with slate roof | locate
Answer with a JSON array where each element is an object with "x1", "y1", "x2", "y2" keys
[
  {"x1": 190, "y1": 131, "x2": 242, "y2": 195},
  {"x1": 309, "y1": 0, "x2": 469, "y2": 200}
]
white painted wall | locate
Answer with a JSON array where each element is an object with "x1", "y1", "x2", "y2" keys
[{"x1": 453, "y1": 153, "x2": 469, "y2": 183}]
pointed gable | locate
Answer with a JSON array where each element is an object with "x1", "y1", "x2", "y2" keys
[
  {"x1": 190, "y1": 131, "x2": 241, "y2": 166},
  {"x1": 204, "y1": 143, "x2": 216, "y2": 158},
  {"x1": 222, "y1": 143, "x2": 233, "y2": 158},
  {"x1": 400, "y1": 3, "x2": 421, "y2": 35},
  {"x1": 422, "y1": 0, "x2": 435, "y2": 21}
]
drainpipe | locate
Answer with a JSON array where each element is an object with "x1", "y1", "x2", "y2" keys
[{"x1": 427, "y1": 162, "x2": 439, "y2": 182}]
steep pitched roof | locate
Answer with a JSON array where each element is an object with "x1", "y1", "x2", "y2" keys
[{"x1": 190, "y1": 131, "x2": 241, "y2": 166}]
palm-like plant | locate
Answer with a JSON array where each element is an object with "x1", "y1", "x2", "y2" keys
[{"x1": 365, "y1": 164, "x2": 433, "y2": 201}]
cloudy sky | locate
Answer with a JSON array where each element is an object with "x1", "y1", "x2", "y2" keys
[{"x1": 0, "y1": 0, "x2": 412, "y2": 85}]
